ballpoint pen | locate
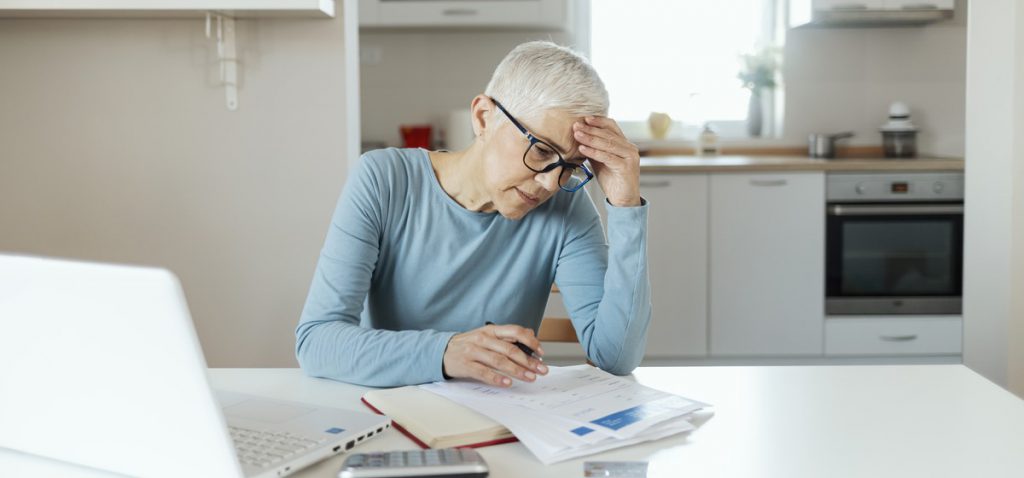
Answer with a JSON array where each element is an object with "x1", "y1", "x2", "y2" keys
[{"x1": 485, "y1": 321, "x2": 543, "y2": 361}]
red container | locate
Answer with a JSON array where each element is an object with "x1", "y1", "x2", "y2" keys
[{"x1": 400, "y1": 125, "x2": 433, "y2": 149}]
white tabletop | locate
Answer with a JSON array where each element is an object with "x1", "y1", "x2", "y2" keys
[{"x1": 208, "y1": 365, "x2": 1024, "y2": 478}]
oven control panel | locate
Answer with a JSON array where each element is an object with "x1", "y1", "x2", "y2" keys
[{"x1": 827, "y1": 172, "x2": 964, "y2": 202}]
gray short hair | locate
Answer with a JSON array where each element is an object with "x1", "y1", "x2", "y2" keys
[{"x1": 484, "y1": 41, "x2": 609, "y2": 125}]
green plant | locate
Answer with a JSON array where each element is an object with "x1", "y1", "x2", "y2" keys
[{"x1": 737, "y1": 47, "x2": 781, "y2": 90}]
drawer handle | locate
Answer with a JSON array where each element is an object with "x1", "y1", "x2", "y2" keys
[
  {"x1": 829, "y1": 3, "x2": 869, "y2": 10},
  {"x1": 879, "y1": 334, "x2": 918, "y2": 342},
  {"x1": 639, "y1": 180, "x2": 671, "y2": 188},
  {"x1": 749, "y1": 179, "x2": 788, "y2": 187},
  {"x1": 901, "y1": 4, "x2": 939, "y2": 10},
  {"x1": 442, "y1": 8, "x2": 479, "y2": 16}
]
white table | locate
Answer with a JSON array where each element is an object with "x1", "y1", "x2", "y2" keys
[{"x1": 208, "y1": 365, "x2": 1024, "y2": 478}]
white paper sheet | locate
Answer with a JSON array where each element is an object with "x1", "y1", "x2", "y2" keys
[{"x1": 420, "y1": 365, "x2": 712, "y2": 464}]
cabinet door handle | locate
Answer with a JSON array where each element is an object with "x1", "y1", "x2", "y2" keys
[
  {"x1": 442, "y1": 8, "x2": 479, "y2": 16},
  {"x1": 830, "y1": 3, "x2": 869, "y2": 10},
  {"x1": 900, "y1": 3, "x2": 939, "y2": 10},
  {"x1": 639, "y1": 180, "x2": 671, "y2": 188},
  {"x1": 879, "y1": 334, "x2": 918, "y2": 342},
  {"x1": 749, "y1": 179, "x2": 788, "y2": 187}
]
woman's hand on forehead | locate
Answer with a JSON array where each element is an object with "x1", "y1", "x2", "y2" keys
[{"x1": 573, "y1": 116, "x2": 641, "y2": 207}]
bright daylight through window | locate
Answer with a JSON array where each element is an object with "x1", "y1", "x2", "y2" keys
[{"x1": 589, "y1": 0, "x2": 782, "y2": 140}]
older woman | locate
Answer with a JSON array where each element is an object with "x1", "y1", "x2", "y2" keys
[{"x1": 295, "y1": 41, "x2": 650, "y2": 388}]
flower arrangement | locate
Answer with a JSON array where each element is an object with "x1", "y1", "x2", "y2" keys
[{"x1": 737, "y1": 46, "x2": 781, "y2": 91}]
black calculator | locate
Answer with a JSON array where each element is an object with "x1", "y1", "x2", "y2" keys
[{"x1": 337, "y1": 448, "x2": 489, "y2": 478}]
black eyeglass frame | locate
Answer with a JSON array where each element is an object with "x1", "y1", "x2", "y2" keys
[{"x1": 491, "y1": 98, "x2": 594, "y2": 193}]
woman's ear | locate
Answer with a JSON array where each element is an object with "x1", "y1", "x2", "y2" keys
[{"x1": 469, "y1": 94, "x2": 492, "y2": 140}]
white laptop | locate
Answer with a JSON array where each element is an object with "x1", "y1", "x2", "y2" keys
[{"x1": 0, "y1": 254, "x2": 390, "y2": 478}]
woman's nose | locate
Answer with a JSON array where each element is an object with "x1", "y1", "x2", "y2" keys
[{"x1": 535, "y1": 168, "x2": 561, "y2": 192}]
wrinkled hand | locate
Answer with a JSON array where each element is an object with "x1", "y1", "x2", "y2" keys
[
  {"x1": 442, "y1": 324, "x2": 549, "y2": 387},
  {"x1": 573, "y1": 116, "x2": 641, "y2": 207}
]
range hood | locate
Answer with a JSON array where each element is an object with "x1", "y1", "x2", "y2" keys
[{"x1": 789, "y1": 1, "x2": 955, "y2": 28}]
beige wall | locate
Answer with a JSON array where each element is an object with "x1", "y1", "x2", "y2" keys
[
  {"x1": 359, "y1": 29, "x2": 575, "y2": 149},
  {"x1": 963, "y1": 0, "x2": 1024, "y2": 398},
  {"x1": 359, "y1": 3, "x2": 966, "y2": 157},
  {"x1": 0, "y1": 13, "x2": 352, "y2": 367}
]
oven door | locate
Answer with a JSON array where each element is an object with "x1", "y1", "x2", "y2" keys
[{"x1": 826, "y1": 203, "x2": 964, "y2": 315}]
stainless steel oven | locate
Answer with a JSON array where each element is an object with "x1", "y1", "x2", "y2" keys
[{"x1": 826, "y1": 172, "x2": 964, "y2": 315}]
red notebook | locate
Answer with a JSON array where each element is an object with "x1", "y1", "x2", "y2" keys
[{"x1": 361, "y1": 386, "x2": 518, "y2": 449}]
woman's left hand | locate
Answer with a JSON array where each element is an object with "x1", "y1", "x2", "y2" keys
[{"x1": 573, "y1": 117, "x2": 641, "y2": 207}]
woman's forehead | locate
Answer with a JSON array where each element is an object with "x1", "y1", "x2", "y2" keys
[{"x1": 529, "y1": 109, "x2": 583, "y2": 157}]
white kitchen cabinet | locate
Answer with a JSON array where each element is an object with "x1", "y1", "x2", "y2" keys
[
  {"x1": 636, "y1": 175, "x2": 708, "y2": 358},
  {"x1": 359, "y1": 0, "x2": 566, "y2": 29},
  {"x1": 795, "y1": 0, "x2": 954, "y2": 27},
  {"x1": 884, "y1": 0, "x2": 954, "y2": 9},
  {"x1": 814, "y1": 0, "x2": 886, "y2": 10},
  {"x1": 583, "y1": 174, "x2": 709, "y2": 360},
  {"x1": 0, "y1": 0, "x2": 335, "y2": 17},
  {"x1": 812, "y1": 0, "x2": 953, "y2": 11},
  {"x1": 709, "y1": 172, "x2": 825, "y2": 356},
  {"x1": 825, "y1": 316, "x2": 962, "y2": 356}
]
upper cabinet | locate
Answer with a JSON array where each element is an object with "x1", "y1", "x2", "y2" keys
[
  {"x1": 0, "y1": 0, "x2": 336, "y2": 18},
  {"x1": 359, "y1": 0, "x2": 567, "y2": 29},
  {"x1": 789, "y1": 0, "x2": 954, "y2": 28}
]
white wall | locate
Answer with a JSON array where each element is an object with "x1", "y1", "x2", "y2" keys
[
  {"x1": 359, "y1": 3, "x2": 966, "y2": 157},
  {"x1": 0, "y1": 13, "x2": 353, "y2": 367},
  {"x1": 783, "y1": 1, "x2": 967, "y2": 156},
  {"x1": 963, "y1": 0, "x2": 1024, "y2": 398}
]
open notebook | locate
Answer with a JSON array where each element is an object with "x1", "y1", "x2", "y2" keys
[{"x1": 361, "y1": 386, "x2": 517, "y2": 449}]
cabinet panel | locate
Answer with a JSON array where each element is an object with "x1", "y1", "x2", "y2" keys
[
  {"x1": 814, "y1": 0, "x2": 886, "y2": 10},
  {"x1": 825, "y1": 316, "x2": 961, "y2": 356},
  {"x1": 359, "y1": 0, "x2": 565, "y2": 28},
  {"x1": 638, "y1": 175, "x2": 708, "y2": 357},
  {"x1": 588, "y1": 174, "x2": 709, "y2": 359},
  {"x1": 709, "y1": 172, "x2": 825, "y2": 356},
  {"x1": 884, "y1": 0, "x2": 954, "y2": 10},
  {"x1": 0, "y1": 0, "x2": 336, "y2": 17}
]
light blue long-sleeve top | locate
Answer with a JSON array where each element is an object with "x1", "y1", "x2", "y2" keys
[{"x1": 295, "y1": 147, "x2": 651, "y2": 387}]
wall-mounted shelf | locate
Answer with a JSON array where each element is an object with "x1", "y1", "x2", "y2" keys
[{"x1": 0, "y1": 0, "x2": 335, "y2": 18}]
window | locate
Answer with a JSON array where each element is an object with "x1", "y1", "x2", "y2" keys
[{"x1": 587, "y1": 0, "x2": 783, "y2": 140}]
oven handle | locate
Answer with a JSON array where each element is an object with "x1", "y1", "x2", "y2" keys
[
  {"x1": 880, "y1": 334, "x2": 919, "y2": 342},
  {"x1": 828, "y1": 204, "x2": 964, "y2": 216}
]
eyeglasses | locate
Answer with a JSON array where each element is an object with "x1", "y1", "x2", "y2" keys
[{"x1": 491, "y1": 98, "x2": 594, "y2": 193}]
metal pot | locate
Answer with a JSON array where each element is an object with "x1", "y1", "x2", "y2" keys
[{"x1": 808, "y1": 132, "x2": 854, "y2": 158}]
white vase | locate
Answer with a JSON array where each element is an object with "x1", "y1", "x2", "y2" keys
[{"x1": 747, "y1": 88, "x2": 763, "y2": 138}]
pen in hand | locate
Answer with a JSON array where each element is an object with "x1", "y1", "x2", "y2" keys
[{"x1": 485, "y1": 321, "x2": 543, "y2": 361}]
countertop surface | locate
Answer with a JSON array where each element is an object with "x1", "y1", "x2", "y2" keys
[{"x1": 639, "y1": 155, "x2": 964, "y2": 173}]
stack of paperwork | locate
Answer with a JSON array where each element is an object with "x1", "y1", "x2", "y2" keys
[{"x1": 420, "y1": 364, "x2": 712, "y2": 464}]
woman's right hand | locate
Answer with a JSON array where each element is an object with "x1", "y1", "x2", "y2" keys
[{"x1": 442, "y1": 323, "x2": 549, "y2": 387}]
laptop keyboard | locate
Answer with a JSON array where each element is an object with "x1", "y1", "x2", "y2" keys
[{"x1": 228, "y1": 425, "x2": 328, "y2": 469}]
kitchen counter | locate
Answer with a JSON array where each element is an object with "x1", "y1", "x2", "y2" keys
[{"x1": 639, "y1": 155, "x2": 964, "y2": 173}]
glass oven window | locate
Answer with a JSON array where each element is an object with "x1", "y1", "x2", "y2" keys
[{"x1": 830, "y1": 216, "x2": 963, "y2": 297}]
